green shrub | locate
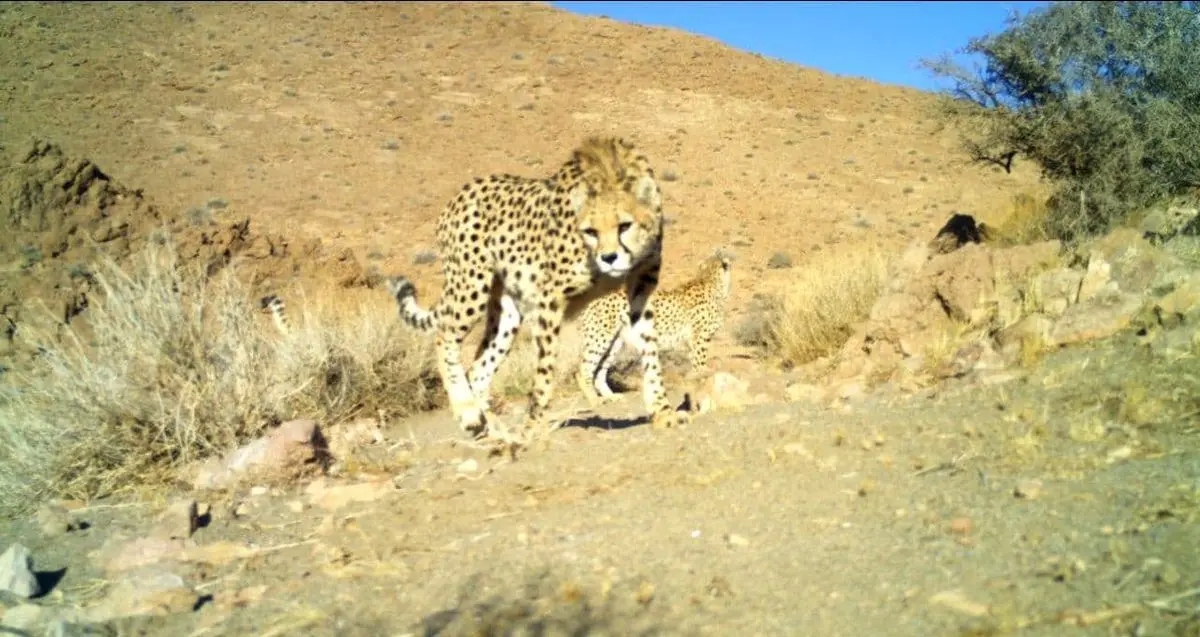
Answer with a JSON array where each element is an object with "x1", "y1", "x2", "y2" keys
[{"x1": 924, "y1": 1, "x2": 1200, "y2": 242}]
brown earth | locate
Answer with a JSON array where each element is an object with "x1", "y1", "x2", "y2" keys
[{"x1": 1, "y1": 3, "x2": 1197, "y2": 637}]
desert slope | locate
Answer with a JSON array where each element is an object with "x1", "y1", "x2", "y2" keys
[{"x1": 0, "y1": 1, "x2": 1040, "y2": 312}]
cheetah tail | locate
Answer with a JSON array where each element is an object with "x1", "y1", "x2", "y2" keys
[{"x1": 385, "y1": 276, "x2": 437, "y2": 332}]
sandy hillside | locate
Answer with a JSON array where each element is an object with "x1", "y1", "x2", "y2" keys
[{"x1": 0, "y1": 1, "x2": 1041, "y2": 321}]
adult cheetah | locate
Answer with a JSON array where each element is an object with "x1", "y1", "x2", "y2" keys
[
  {"x1": 387, "y1": 136, "x2": 689, "y2": 440},
  {"x1": 576, "y1": 252, "x2": 732, "y2": 406}
]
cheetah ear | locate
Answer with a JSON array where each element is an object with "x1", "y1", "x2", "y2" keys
[
  {"x1": 567, "y1": 185, "x2": 589, "y2": 214},
  {"x1": 634, "y1": 174, "x2": 661, "y2": 209}
]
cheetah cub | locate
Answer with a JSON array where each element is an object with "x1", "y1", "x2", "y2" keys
[
  {"x1": 576, "y1": 252, "x2": 733, "y2": 406},
  {"x1": 386, "y1": 136, "x2": 689, "y2": 441}
]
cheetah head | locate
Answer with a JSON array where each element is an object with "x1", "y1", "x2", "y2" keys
[
  {"x1": 572, "y1": 176, "x2": 663, "y2": 278},
  {"x1": 714, "y1": 255, "x2": 733, "y2": 296},
  {"x1": 701, "y1": 253, "x2": 734, "y2": 296}
]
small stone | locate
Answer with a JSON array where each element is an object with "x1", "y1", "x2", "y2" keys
[
  {"x1": 456, "y1": 458, "x2": 479, "y2": 474},
  {"x1": 92, "y1": 536, "x2": 187, "y2": 574},
  {"x1": 785, "y1": 382, "x2": 822, "y2": 404},
  {"x1": 929, "y1": 589, "x2": 991, "y2": 617},
  {"x1": 86, "y1": 569, "x2": 196, "y2": 622},
  {"x1": 249, "y1": 486, "x2": 268, "y2": 496},
  {"x1": 635, "y1": 581, "x2": 655, "y2": 605},
  {"x1": 949, "y1": 518, "x2": 974, "y2": 536},
  {"x1": 1013, "y1": 479, "x2": 1043, "y2": 500},
  {"x1": 782, "y1": 442, "x2": 812, "y2": 457},
  {"x1": 1106, "y1": 446, "x2": 1133, "y2": 463},
  {"x1": 189, "y1": 419, "x2": 322, "y2": 491},
  {"x1": 151, "y1": 500, "x2": 198, "y2": 541},
  {"x1": 725, "y1": 533, "x2": 750, "y2": 548},
  {"x1": 287, "y1": 500, "x2": 306, "y2": 514},
  {"x1": 36, "y1": 503, "x2": 75, "y2": 537},
  {"x1": 308, "y1": 478, "x2": 393, "y2": 511},
  {"x1": 0, "y1": 603, "x2": 45, "y2": 630},
  {"x1": 0, "y1": 544, "x2": 40, "y2": 598}
]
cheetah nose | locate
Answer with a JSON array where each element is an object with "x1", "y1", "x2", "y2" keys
[{"x1": 600, "y1": 252, "x2": 619, "y2": 265}]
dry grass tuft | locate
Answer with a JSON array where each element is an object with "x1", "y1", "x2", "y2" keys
[
  {"x1": 0, "y1": 241, "x2": 439, "y2": 516},
  {"x1": 992, "y1": 190, "x2": 1054, "y2": 246},
  {"x1": 738, "y1": 244, "x2": 892, "y2": 366}
]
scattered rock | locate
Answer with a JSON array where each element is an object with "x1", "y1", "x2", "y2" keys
[
  {"x1": 781, "y1": 442, "x2": 812, "y2": 458},
  {"x1": 1077, "y1": 256, "x2": 1114, "y2": 303},
  {"x1": 929, "y1": 589, "x2": 991, "y2": 617},
  {"x1": 1013, "y1": 479, "x2": 1043, "y2": 500},
  {"x1": 214, "y1": 584, "x2": 270, "y2": 612},
  {"x1": 92, "y1": 536, "x2": 189, "y2": 574},
  {"x1": 327, "y1": 418, "x2": 384, "y2": 460},
  {"x1": 635, "y1": 581, "x2": 655, "y2": 606},
  {"x1": 1089, "y1": 229, "x2": 1170, "y2": 293},
  {"x1": 151, "y1": 499, "x2": 198, "y2": 541},
  {"x1": 725, "y1": 533, "x2": 750, "y2": 548},
  {"x1": 949, "y1": 518, "x2": 974, "y2": 536},
  {"x1": 695, "y1": 372, "x2": 752, "y2": 414},
  {"x1": 833, "y1": 239, "x2": 1062, "y2": 389},
  {"x1": 36, "y1": 503, "x2": 77, "y2": 537},
  {"x1": 0, "y1": 544, "x2": 40, "y2": 598},
  {"x1": 87, "y1": 569, "x2": 197, "y2": 623},
  {"x1": 456, "y1": 458, "x2": 479, "y2": 474},
  {"x1": 1048, "y1": 290, "x2": 1144, "y2": 346},
  {"x1": 1141, "y1": 199, "x2": 1199, "y2": 242},
  {"x1": 0, "y1": 603, "x2": 46, "y2": 631},
  {"x1": 306, "y1": 477, "x2": 393, "y2": 511},
  {"x1": 995, "y1": 313, "x2": 1054, "y2": 356},
  {"x1": 1029, "y1": 267, "x2": 1083, "y2": 317},
  {"x1": 1149, "y1": 273, "x2": 1200, "y2": 327},
  {"x1": 785, "y1": 382, "x2": 822, "y2": 404},
  {"x1": 190, "y1": 419, "x2": 330, "y2": 491}
]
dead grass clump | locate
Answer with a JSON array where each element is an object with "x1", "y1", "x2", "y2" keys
[
  {"x1": 0, "y1": 241, "x2": 438, "y2": 516},
  {"x1": 992, "y1": 190, "x2": 1053, "y2": 246},
  {"x1": 738, "y1": 245, "x2": 891, "y2": 366}
]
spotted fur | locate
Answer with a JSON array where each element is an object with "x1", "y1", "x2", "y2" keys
[
  {"x1": 387, "y1": 136, "x2": 689, "y2": 440},
  {"x1": 576, "y1": 253, "x2": 732, "y2": 405}
]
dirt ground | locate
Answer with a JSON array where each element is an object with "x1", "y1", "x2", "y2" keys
[{"x1": 1, "y1": 3, "x2": 1197, "y2": 636}]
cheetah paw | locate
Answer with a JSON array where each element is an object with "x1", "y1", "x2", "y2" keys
[{"x1": 650, "y1": 407, "x2": 690, "y2": 431}]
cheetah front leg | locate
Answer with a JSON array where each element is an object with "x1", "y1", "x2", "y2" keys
[
  {"x1": 522, "y1": 293, "x2": 568, "y2": 436},
  {"x1": 686, "y1": 333, "x2": 712, "y2": 378},
  {"x1": 626, "y1": 261, "x2": 691, "y2": 430}
]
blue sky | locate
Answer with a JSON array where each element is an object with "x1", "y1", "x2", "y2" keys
[{"x1": 551, "y1": 1, "x2": 1050, "y2": 92}]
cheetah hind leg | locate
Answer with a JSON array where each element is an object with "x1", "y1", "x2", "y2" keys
[
  {"x1": 469, "y1": 291, "x2": 521, "y2": 416},
  {"x1": 623, "y1": 279, "x2": 690, "y2": 431},
  {"x1": 577, "y1": 331, "x2": 625, "y2": 408},
  {"x1": 592, "y1": 332, "x2": 625, "y2": 403}
]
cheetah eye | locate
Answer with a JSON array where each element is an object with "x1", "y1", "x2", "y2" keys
[
  {"x1": 581, "y1": 227, "x2": 599, "y2": 238},
  {"x1": 617, "y1": 222, "x2": 632, "y2": 234}
]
